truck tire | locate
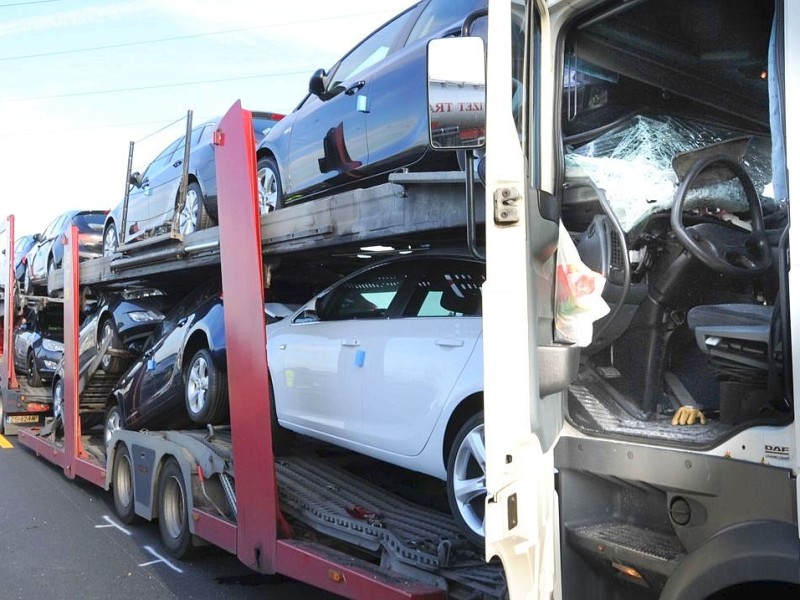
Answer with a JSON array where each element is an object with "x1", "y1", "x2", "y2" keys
[
  {"x1": 157, "y1": 457, "x2": 194, "y2": 558},
  {"x1": 112, "y1": 443, "x2": 139, "y2": 524},
  {"x1": 98, "y1": 318, "x2": 125, "y2": 374},
  {"x1": 446, "y1": 412, "x2": 486, "y2": 547},
  {"x1": 184, "y1": 349, "x2": 228, "y2": 425},
  {"x1": 0, "y1": 400, "x2": 5, "y2": 435},
  {"x1": 257, "y1": 157, "x2": 283, "y2": 212}
]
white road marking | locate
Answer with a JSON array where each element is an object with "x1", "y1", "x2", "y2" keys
[
  {"x1": 139, "y1": 545, "x2": 184, "y2": 573},
  {"x1": 94, "y1": 515, "x2": 131, "y2": 535}
]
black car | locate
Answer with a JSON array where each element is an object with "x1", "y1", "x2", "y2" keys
[
  {"x1": 13, "y1": 234, "x2": 39, "y2": 282},
  {"x1": 51, "y1": 288, "x2": 176, "y2": 427},
  {"x1": 13, "y1": 305, "x2": 64, "y2": 387},
  {"x1": 255, "y1": 0, "x2": 485, "y2": 209},
  {"x1": 103, "y1": 111, "x2": 284, "y2": 256},
  {"x1": 104, "y1": 280, "x2": 295, "y2": 443},
  {"x1": 24, "y1": 210, "x2": 107, "y2": 296}
]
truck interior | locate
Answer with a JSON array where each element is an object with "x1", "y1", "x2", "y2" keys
[{"x1": 557, "y1": 0, "x2": 791, "y2": 448}]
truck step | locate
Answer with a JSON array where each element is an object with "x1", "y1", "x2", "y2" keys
[
  {"x1": 567, "y1": 521, "x2": 685, "y2": 575},
  {"x1": 276, "y1": 456, "x2": 505, "y2": 597}
]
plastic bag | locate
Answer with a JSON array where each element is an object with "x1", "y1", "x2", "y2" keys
[{"x1": 554, "y1": 222, "x2": 610, "y2": 346}]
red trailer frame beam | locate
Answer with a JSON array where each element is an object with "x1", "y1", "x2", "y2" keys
[
  {"x1": 2, "y1": 216, "x2": 18, "y2": 388},
  {"x1": 18, "y1": 226, "x2": 105, "y2": 486},
  {"x1": 215, "y1": 102, "x2": 279, "y2": 572},
  {"x1": 215, "y1": 102, "x2": 445, "y2": 599}
]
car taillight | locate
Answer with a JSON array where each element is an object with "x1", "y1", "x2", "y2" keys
[{"x1": 26, "y1": 403, "x2": 50, "y2": 412}]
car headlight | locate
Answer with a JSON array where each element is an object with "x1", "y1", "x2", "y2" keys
[
  {"x1": 42, "y1": 339, "x2": 64, "y2": 352},
  {"x1": 127, "y1": 310, "x2": 163, "y2": 323}
]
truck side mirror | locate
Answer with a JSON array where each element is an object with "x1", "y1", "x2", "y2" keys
[
  {"x1": 427, "y1": 37, "x2": 486, "y2": 150},
  {"x1": 309, "y1": 69, "x2": 329, "y2": 99}
]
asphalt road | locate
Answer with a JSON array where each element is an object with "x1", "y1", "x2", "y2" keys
[{"x1": 0, "y1": 434, "x2": 335, "y2": 600}]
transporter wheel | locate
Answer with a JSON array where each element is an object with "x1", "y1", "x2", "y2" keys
[
  {"x1": 177, "y1": 182, "x2": 211, "y2": 235},
  {"x1": 446, "y1": 412, "x2": 487, "y2": 547},
  {"x1": 0, "y1": 398, "x2": 5, "y2": 434},
  {"x1": 184, "y1": 349, "x2": 228, "y2": 425},
  {"x1": 157, "y1": 457, "x2": 195, "y2": 558},
  {"x1": 27, "y1": 352, "x2": 43, "y2": 387},
  {"x1": 112, "y1": 444, "x2": 139, "y2": 524},
  {"x1": 257, "y1": 156, "x2": 283, "y2": 212}
]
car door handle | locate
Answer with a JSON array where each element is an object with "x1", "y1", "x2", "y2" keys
[
  {"x1": 345, "y1": 81, "x2": 365, "y2": 96},
  {"x1": 173, "y1": 160, "x2": 183, "y2": 168},
  {"x1": 177, "y1": 317, "x2": 187, "y2": 327},
  {"x1": 341, "y1": 339, "x2": 360, "y2": 347},
  {"x1": 435, "y1": 338, "x2": 464, "y2": 347}
]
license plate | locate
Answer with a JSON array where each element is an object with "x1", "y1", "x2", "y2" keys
[{"x1": 8, "y1": 414, "x2": 39, "y2": 424}]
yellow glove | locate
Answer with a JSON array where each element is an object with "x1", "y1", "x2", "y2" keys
[{"x1": 671, "y1": 406, "x2": 707, "y2": 426}]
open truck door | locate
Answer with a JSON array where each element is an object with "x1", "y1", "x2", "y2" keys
[{"x1": 428, "y1": 1, "x2": 577, "y2": 597}]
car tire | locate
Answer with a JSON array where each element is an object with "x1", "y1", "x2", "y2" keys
[
  {"x1": 27, "y1": 351, "x2": 43, "y2": 387},
  {"x1": 184, "y1": 348, "x2": 228, "y2": 425},
  {"x1": 269, "y1": 378, "x2": 294, "y2": 456},
  {"x1": 52, "y1": 377, "x2": 64, "y2": 423},
  {"x1": 46, "y1": 257, "x2": 58, "y2": 297},
  {"x1": 446, "y1": 412, "x2": 486, "y2": 547},
  {"x1": 98, "y1": 318, "x2": 125, "y2": 374},
  {"x1": 256, "y1": 156, "x2": 283, "y2": 213},
  {"x1": 157, "y1": 457, "x2": 195, "y2": 558},
  {"x1": 23, "y1": 268, "x2": 33, "y2": 295},
  {"x1": 104, "y1": 403, "x2": 123, "y2": 447},
  {"x1": 177, "y1": 181, "x2": 211, "y2": 235},
  {"x1": 112, "y1": 443, "x2": 140, "y2": 525},
  {"x1": 103, "y1": 222, "x2": 119, "y2": 257},
  {"x1": 0, "y1": 398, "x2": 5, "y2": 435}
]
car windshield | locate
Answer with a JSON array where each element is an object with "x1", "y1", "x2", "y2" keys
[
  {"x1": 565, "y1": 115, "x2": 774, "y2": 232},
  {"x1": 73, "y1": 212, "x2": 106, "y2": 233}
]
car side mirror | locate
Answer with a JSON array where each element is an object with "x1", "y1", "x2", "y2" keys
[
  {"x1": 129, "y1": 171, "x2": 143, "y2": 188},
  {"x1": 427, "y1": 37, "x2": 486, "y2": 150},
  {"x1": 33, "y1": 233, "x2": 42, "y2": 242},
  {"x1": 308, "y1": 68, "x2": 329, "y2": 99}
]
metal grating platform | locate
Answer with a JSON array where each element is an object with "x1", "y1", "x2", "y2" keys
[{"x1": 275, "y1": 456, "x2": 506, "y2": 598}]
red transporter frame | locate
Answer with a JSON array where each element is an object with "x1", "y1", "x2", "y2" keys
[{"x1": 18, "y1": 103, "x2": 443, "y2": 599}]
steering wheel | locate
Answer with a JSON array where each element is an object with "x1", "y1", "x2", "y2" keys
[{"x1": 670, "y1": 155, "x2": 771, "y2": 277}]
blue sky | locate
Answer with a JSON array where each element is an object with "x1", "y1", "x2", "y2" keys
[{"x1": 0, "y1": 0, "x2": 415, "y2": 236}]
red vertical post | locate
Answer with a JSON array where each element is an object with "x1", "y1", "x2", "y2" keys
[
  {"x1": 62, "y1": 225, "x2": 82, "y2": 476},
  {"x1": 2, "y1": 216, "x2": 15, "y2": 384},
  {"x1": 215, "y1": 101, "x2": 278, "y2": 572}
]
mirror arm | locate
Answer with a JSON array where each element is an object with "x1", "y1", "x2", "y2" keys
[{"x1": 462, "y1": 8, "x2": 488, "y2": 36}]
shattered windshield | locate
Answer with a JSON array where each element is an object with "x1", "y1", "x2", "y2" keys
[{"x1": 565, "y1": 115, "x2": 775, "y2": 232}]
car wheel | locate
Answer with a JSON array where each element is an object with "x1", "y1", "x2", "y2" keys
[
  {"x1": 177, "y1": 181, "x2": 211, "y2": 235},
  {"x1": 52, "y1": 378, "x2": 64, "y2": 423},
  {"x1": 23, "y1": 268, "x2": 33, "y2": 295},
  {"x1": 112, "y1": 443, "x2": 140, "y2": 524},
  {"x1": 157, "y1": 457, "x2": 195, "y2": 558},
  {"x1": 103, "y1": 222, "x2": 119, "y2": 257},
  {"x1": 104, "y1": 404, "x2": 123, "y2": 447},
  {"x1": 0, "y1": 398, "x2": 5, "y2": 434},
  {"x1": 184, "y1": 349, "x2": 228, "y2": 425},
  {"x1": 46, "y1": 257, "x2": 58, "y2": 297},
  {"x1": 269, "y1": 378, "x2": 294, "y2": 456},
  {"x1": 27, "y1": 352, "x2": 43, "y2": 387},
  {"x1": 257, "y1": 156, "x2": 283, "y2": 213},
  {"x1": 446, "y1": 412, "x2": 486, "y2": 547},
  {"x1": 98, "y1": 318, "x2": 125, "y2": 374}
]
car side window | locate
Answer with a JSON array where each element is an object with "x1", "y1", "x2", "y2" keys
[
  {"x1": 405, "y1": 259, "x2": 484, "y2": 317},
  {"x1": 327, "y1": 8, "x2": 417, "y2": 93},
  {"x1": 322, "y1": 263, "x2": 411, "y2": 320},
  {"x1": 405, "y1": 0, "x2": 486, "y2": 46},
  {"x1": 143, "y1": 137, "x2": 182, "y2": 179},
  {"x1": 42, "y1": 215, "x2": 63, "y2": 240}
]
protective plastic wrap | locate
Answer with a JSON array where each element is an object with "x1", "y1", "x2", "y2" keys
[{"x1": 565, "y1": 116, "x2": 774, "y2": 231}]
